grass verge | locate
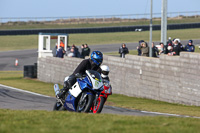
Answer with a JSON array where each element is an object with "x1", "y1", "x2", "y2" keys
[
  {"x1": 1, "y1": 17, "x2": 200, "y2": 30},
  {"x1": 0, "y1": 28, "x2": 200, "y2": 51},
  {"x1": 0, "y1": 71, "x2": 200, "y2": 117},
  {"x1": 0, "y1": 109, "x2": 200, "y2": 133}
]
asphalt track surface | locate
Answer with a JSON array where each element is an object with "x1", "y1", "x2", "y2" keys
[{"x1": 1, "y1": 84, "x2": 198, "y2": 118}]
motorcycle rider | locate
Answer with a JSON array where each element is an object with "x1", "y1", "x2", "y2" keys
[
  {"x1": 57, "y1": 51, "x2": 103, "y2": 99},
  {"x1": 100, "y1": 65, "x2": 110, "y2": 81}
]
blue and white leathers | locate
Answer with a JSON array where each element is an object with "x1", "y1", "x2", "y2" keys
[{"x1": 54, "y1": 70, "x2": 104, "y2": 112}]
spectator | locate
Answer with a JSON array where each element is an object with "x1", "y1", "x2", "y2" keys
[
  {"x1": 72, "y1": 44, "x2": 81, "y2": 58},
  {"x1": 84, "y1": 44, "x2": 91, "y2": 56},
  {"x1": 67, "y1": 47, "x2": 75, "y2": 57},
  {"x1": 119, "y1": 43, "x2": 129, "y2": 58},
  {"x1": 167, "y1": 46, "x2": 174, "y2": 56},
  {"x1": 159, "y1": 42, "x2": 165, "y2": 55},
  {"x1": 65, "y1": 46, "x2": 71, "y2": 56},
  {"x1": 172, "y1": 38, "x2": 176, "y2": 46},
  {"x1": 52, "y1": 43, "x2": 58, "y2": 57},
  {"x1": 185, "y1": 40, "x2": 195, "y2": 52},
  {"x1": 141, "y1": 42, "x2": 149, "y2": 57},
  {"x1": 137, "y1": 40, "x2": 144, "y2": 56},
  {"x1": 81, "y1": 44, "x2": 86, "y2": 58},
  {"x1": 56, "y1": 46, "x2": 65, "y2": 58},
  {"x1": 177, "y1": 39, "x2": 184, "y2": 51},
  {"x1": 60, "y1": 40, "x2": 65, "y2": 49},
  {"x1": 152, "y1": 42, "x2": 159, "y2": 57},
  {"x1": 173, "y1": 39, "x2": 182, "y2": 56},
  {"x1": 167, "y1": 37, "x2": 172, "y2": 45}
]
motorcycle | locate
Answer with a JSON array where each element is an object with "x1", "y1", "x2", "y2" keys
[
  {"x1": 91, "y1": 79, "x2": 112, "y2": 113},
  {"x1": 53, "y1": 70, "x2": 104, "y2": 113}
]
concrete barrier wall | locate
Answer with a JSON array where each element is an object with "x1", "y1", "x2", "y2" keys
[{"x1": 38, "y1": 52, "x2": 200, "y2": 106}]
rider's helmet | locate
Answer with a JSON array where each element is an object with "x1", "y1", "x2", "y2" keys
[
  {"x1": 90, "y1": 51, "x2": 103, "y2": 66},
  {"x1": 100, "y1": 65, "x2": 110, "y2": 78}
]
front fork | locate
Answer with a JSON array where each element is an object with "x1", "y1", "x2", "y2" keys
[{"x1": 94, "y1": 94, "x2": 99, "y2": 106}]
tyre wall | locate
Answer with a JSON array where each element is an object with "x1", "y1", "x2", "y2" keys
[{"x1": 38, "y1": 52, "x2": 200, "y2": 106}]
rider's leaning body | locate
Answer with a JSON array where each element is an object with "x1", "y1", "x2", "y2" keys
[{"x1": 57, "y1": 51, "x2": 103, "y2": 99}]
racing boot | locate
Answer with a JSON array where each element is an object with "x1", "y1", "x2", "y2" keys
[
  {"x1": 56, "y1": 88, "x2": 66, "y2": 99},
  {"x1": 56, "y1": 81, "x2": 70, "y2": 99}
]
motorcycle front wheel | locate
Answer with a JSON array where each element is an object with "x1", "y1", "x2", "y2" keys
[
  {"x1": 93, "y1": 96, "x2": 105, "y2": 113},
  {"x1": 53, "y1": 102, "x2": 65, "y2": 111},
  {"x1": 77, "y1": 93, "x2": 94, "y2": 113}
]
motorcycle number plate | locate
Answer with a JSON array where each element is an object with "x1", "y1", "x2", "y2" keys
[{"x1": 69, "y1": 82, "x2": 82, "y2": 98}]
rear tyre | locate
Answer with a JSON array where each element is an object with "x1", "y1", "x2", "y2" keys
[
  {"x1": 77, "y1": 93, "x2": 94, "y2": 113},
  {"x1": 53, "y1": 102, "x2": 65, "y2": 111},
  {"x1": 93, "y1": 96, "x2": 105, "y2": 113}
]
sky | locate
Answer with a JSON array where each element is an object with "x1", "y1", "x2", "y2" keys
[{"x1": 0, "y1": 0, "x2": 200, "y2": 18}]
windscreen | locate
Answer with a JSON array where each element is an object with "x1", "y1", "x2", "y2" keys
[{"x1": 87, "y1": 70, "x2": 102, "y2": 82}]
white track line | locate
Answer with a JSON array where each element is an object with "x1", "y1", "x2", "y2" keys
[
  {"x1": 141, "y1": 110, "x2": 200, "y2": 119},
  {"x1": 0, "y1": 84, "x2": 50, "y2": 98}
]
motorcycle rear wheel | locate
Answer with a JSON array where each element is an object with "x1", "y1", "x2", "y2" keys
[
  {"x1": 77, "y1": 93, "x2": 94, "y2": 113},
  {"x1": 93, "y1": 96, "x2": 105, "y2": 113}
]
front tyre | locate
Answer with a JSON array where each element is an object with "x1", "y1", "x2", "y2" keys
[
  {"x1": 77, "y1": 93, "x2": 94, "y2": 113},
  {"x1": 93, "y1": 96, "x2": 105, "y2": 113},
  {"x1": 53, "y1": 102, "x2": 65, "y2": 111}
]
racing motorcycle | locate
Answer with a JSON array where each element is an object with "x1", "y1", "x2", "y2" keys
[
  {"x1": 53, "y1": 70, "x2": 104, "y2": 113},
  {"x1": 91, "y1": 79, "x2": 112, "y2": 113}
]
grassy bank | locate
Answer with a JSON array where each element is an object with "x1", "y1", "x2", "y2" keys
[
  {"x1": 0, "y1": 71, "x2": 200, "y2": 117},
  {"x1": 1, "y1": 17, "x2": 200, "y2": 30},
  {"x1": 0, "y1": 109, "x2": 200, "y2": 133},
  {"x1": 0, "y1": 28, "x2": 200, "y2": 51}
]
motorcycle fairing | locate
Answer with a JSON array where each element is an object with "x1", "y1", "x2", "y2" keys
[
  {"x1": 86, "y1": 70, "x2": 103, "y2": 90},
  {"x1": 64, "y1": 94, "x2": 76, "y2": 111},
  {"x1": 69, "y1": 82, "x2": 82, "y2": 98}
]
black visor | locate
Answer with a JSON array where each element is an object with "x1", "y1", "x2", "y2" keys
[{"x1": 102, "y1": 71, "x2": 109, "y2": 75}]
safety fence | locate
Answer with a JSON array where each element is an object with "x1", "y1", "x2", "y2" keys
[{"x1": 1, "y1": 22, "x2": 200, "y2": 35}]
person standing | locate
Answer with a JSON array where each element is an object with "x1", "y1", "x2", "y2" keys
[
  {"x1": 84, "y1": 44, "x2": 91, "y2": 56},
  {"x1": 151, "y1": 42, "x2": 159, "y2": 57},
  {"x1": 137, "y1": 40, "x2": 144, "y2": 56},
  {"x1": 173, "y1": 40, "x2": 182, "y2": 56},
  {"x1": 141, "y1": 42, "x2": 149, "y2": 57},
  {"x1": 81, "y1": 44, "x2": 86, "y2": 58},
  {"x1": 119, "y1": 43, "x2": 129, "y2": 58},
  {"x1": 60, "y1": 40, "x2": 65, "y2": 49},
  {"x1": 72, "y1": 44, "x2": 80, "y2": 58},
  {"x1": 185, "y1": 40, "x2": 195, "y2": 52},
  {"x1": 56, "y1": 46, "x2": 65, "y2": 58},
  {"x1": 52, "y1": 43, "x2": 58, "y2": 57},
  {"x1": 159, "y1": 42, "x2": 166, "y2": 55}
]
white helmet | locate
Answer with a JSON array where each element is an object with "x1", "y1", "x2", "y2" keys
[{"x1": 100, "y1": 65, "x2": 110, "y2": 78}]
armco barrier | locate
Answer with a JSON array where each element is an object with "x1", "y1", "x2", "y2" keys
[
  {"x1": 1, "y1": 23, "x2": 200, "y2": 35},
  {"x1": 38, "y1": 53, "x2": 200, "y2": 106}
]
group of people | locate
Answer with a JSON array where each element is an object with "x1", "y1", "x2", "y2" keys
[
  {"x1": 54, "y1": 40, "x2": 91, "y2": 59},
  {"x1": 66, "y1": 44, "x2": 90, "y2": 58},
  {"x1": 136, "y1": 38, "x2": 195, "y2": 57}
]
